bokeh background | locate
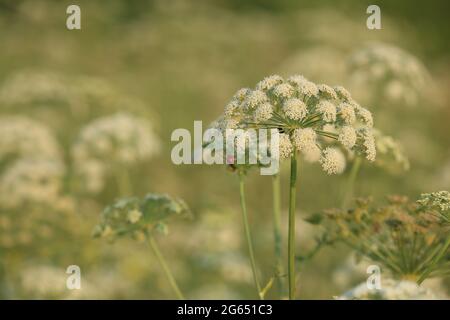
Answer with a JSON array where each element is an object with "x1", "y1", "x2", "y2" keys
[{"x1": 0, "y1": 0, "x2": 449, "y2": 299}]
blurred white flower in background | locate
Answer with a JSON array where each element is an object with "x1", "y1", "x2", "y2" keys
[
  {"x1": 337, "y1": 279, "x2": 439, "y2": 300},
  {"x1": 71, "y1": 112, "x2": 160, "y2": 193},
  {"x1": 0, "y1": 116, "x2": 62, "y2": 161},
  {"x1": 0, "y1": 158, "x2": 65, "y2": 209},
  {"x1": 348, "y1": 43, "x2": 433, "y2": 108}
]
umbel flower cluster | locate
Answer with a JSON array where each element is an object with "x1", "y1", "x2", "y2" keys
[
  {"x1": 214, "y1": 74, "x2": 376, "y2": 174},
  {"x1": 417, "y1": 191, "x2": 450, "y2": 224},
  {"x1": 348, "y1": 43, "x2": 431, "y2": 107},
  {"x1": 93, "y1": 193, "x2": 190, "y2": 241},
  {"x1": 0, "y1": 116, "x2": 67, "y2": 209},
  {"x1": 312, "y1": 193, "x2": 450, "y2": 283},
  {"x1": 0, "y1": 71, "x2": 144, "y2": 119},
  {"x1": 0, "y1": 116, "x2": 62, "y2": 161},
  {"x1": 72, "y1": 112, "x2": 160, "y2": 193}
]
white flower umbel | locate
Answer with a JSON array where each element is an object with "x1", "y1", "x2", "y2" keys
[
  {"x1": 0, "y1": 116, "x2": 62, "y2": 161},
  {"x1": 72, "y1": 112, "x2": 160, "y2": 194},
  {"x1": 0, "y1": 158, "x2": 65, "y2": 209},
  {"x1": 348, "y1": 43, "x2": 432, "y2": 107},
  {"x1": 222, "y1": 74, "x2": 375, "y2": 171}
]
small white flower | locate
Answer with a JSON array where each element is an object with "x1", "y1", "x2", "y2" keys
[
  {"x1": 224, "y1": 99, "x2": 240, "y2": 118},
  {"x1": 256, "y1": 75, "x2": 284, "y2": 91},
  {"x1": 278, "y1": 133, "x2": 293, "y2": 159},
  {"x1": 338, "y1": 126, "x2": 357, "y2": 149},
  {"x1": 283, "y1": 98, "x2": 307, "y2": 121},
  {"x1": 320, "y1": 147, "x2": 346, "y2": 174},
  {"x1": 233, "y1": 88, "x2": 251, "y2": 102},
  {"x1": 359, "y1": 128, "x2": 377, "y2": 161},
  {"x1": 316, "y1": 100, "x2": 337, "y2": 122},
  {"x1": 292, "y1": 128, "x2": 317, "y2": 151},
  {"x1": 317, "y1": 84, "x2": 338, "y2": 99},
  {"x1": 244, "y1": 90, "x2": 268, "y2": 109},
  {"x1": 254, "y1": 102, "x2": 273, "y2": 122},
  {"x1": 338, "y1": 103, "x2": 356, "y2": 124},
  {"x1": 287, "y1": 75, "x2": 318, "y2": 97},
  {"x1": 127, "y1": 209, "x2": 142, "y2": 224},
  {"x1": 355, "y1": 106, "x2": 374, "y2": 127},
  {"x1": 334, "y1": 86, "x2": 352, "y2": 101},
  {"x1": 272, "y1": 83, "x2": 295, "y2": 100}
]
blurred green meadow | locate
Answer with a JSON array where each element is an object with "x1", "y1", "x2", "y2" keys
[{"x1": 0, "y1": 0, "x2": 449, "y2": 299}]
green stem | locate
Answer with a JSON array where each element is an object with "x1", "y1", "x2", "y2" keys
[
  {"x1": 341, "y1": 156, "x2": 362, "y2": 208},
  {"x1": 272, "y1": 174, "x2": 285, "y2": 298},
  {"x1": 417, "y1": 236, "x2": 450, "y2": 284},
  {"x1": 148, "y1": 235, "x2": 185, "y2": 300},
  {"x1": 238, "y1": 172, "x2": 263, "y2": 299},
  {"x1": 288, "y1": 152, "x2": 298, "y2": 300}
]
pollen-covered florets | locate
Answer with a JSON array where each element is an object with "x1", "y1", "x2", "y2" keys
[
  {"x1": 320, "y1": 147, "x2": 346, "y2": 174},
  {"x1": 244, "y1": 90, "x2": 268, "y2": 109},
  {"x1": 224, "y1": 99, "x2": 241, "y2": 118},
  {"x1": 283, "y1": 98, "x2": 307, "y2": 121},
  {"x1": 316, "y1": 100, "x2": 337, "y2": 122},
  {"x1": 287, "y1": 75, "x2": 318, "y2": 97},
  {"x1": 338, "y1": 103, "x2": 356, "y2": 125},
  {"x1": 233, "y1": 88, "x2": 251, "y2": 102},
  {"x1": 256, "y1": 75, "x2": 284, "y2": 91},
  {"x1": 334, "y1": 86, "x2": 352, "y2": 101},
  {"x1": 317, "y1": 84, "x2": 338, "y2": 100},
  {"x1": 279, "y1": 133, "x2": 293, "y2": 159},
  {"x1": 254, "y1": 102, "x2": 274, "y2": 123},
  {"x1": 358, "y1": 128, "x2": 377, "y2": 162},
  {"x1": 292, "y1": 128, "x2": 317, "y2": 151},
  {"x1": 339, "y1": 126, "x2": 357, "y2": 149},
  {"x1": 272, "y1": 83, "x2": 295, "y2": 100},
  {"x1": 355, "y1": 105, "x2": 374, "y2": 127}
]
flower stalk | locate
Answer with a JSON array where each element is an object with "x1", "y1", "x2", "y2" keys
[
  {"x1": 288, "y1": 152, "x2": 298, "y2": 300},
  {"x1": 238, "y1": 172, "x2": 263, "y2": 299},
  {"x1": 272, "y1": 174, "x2": 285, "y2": 297},
  {"x1": 342, "y1": 156, "x2": 362, "y2": 208},
  {"x1": 148, "y1": 234, "x2": 185, "y2": 300}
]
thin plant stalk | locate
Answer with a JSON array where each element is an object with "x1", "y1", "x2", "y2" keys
[
  {"x1": 288, "y1": 152, "x2": 298, "y2": 300},
  {"x1": 341, "y1": 156, "x2": 362, "y2": 208},
  {"x1": 238, "y1": 172, "x2": 263, "y2": 299},
  {"x1": 417, "y1": 236, "x2": 450, "y2": 284},
  {"x1": 272, "y1": 174, "x2": 285, "y2": 297},
  {"x1": 148, "y1": 234, "x2": 185, "y2": 300}
]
